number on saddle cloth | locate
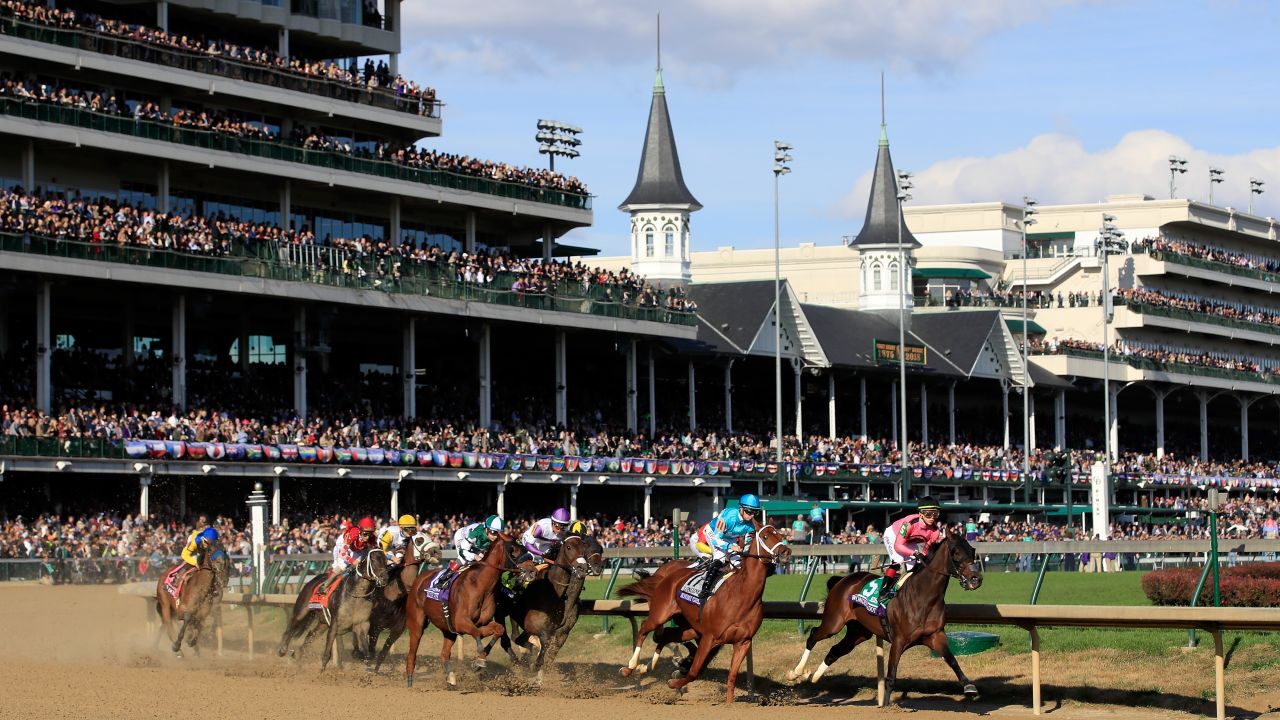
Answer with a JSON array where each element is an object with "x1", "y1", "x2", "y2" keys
[
  {"x1": 424, "y1": 566, "x2": 461, "y2": 603},
  {"x1": 164, "y1": 564, "x2": 196, "y2": 601},
  {"x1": 676, "y1": 566, "x2": 734, "y2": 607},
  {"x1": 851, "y1": 572, "x2": 910, "y2": 618}
]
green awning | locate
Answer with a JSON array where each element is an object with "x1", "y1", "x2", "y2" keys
[
  {"x1": 760, "y1": 500, "x2": 842, "y2": 515},
  {"x1": 913, "y1": 267, "x2": 991, "y2": 280},
  {"x1": 1006, "y1": 318, "x2": 1047, "y2": 335},
  {"x1": 1028, "y1": 231, "x2": 1075, "y2": 241}
]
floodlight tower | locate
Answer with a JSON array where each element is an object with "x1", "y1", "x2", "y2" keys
[{"x1": 536, "y1": 119, "x2": 582, "y2": 173}]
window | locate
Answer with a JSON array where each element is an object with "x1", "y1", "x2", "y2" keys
[
  {"x1": 872, "y1": 263, "x2": 882, "y2": 291},
  {"x1": 229, "y1": 336, "x2": 286, "y2": 365},
  {"x1": 664, "y1": 226, "x2": 675, "y2": 256},
  {"x1": 889, "y1": 262, "x2": 900, "y2": 291},
  {"x1": 644, "y1": 226, "x2": 654, "y2": 257}
]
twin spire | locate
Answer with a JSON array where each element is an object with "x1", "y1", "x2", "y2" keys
[{"x1": 848, "y1": 75, "x2": 920, "y2": 249}]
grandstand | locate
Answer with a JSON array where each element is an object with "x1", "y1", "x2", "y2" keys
[{"x1": 1, "y1": 3, "x2": 1278, "y2": 539}]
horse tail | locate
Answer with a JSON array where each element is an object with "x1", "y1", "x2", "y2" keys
[{"x1": 615, "y1": 575, "x2": 659, "y2": 600}]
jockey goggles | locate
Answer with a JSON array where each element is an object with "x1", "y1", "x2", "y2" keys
[
  {"x1": 741, "y1": 506, "x2": 761, "y2": 518},
  {"x1": 919, "y1": 509, "x2": 940, "y2": 519}
]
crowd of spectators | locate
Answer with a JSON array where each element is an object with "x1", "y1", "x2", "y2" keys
[
  {"x1": 1032, "y1": 337, "x2": 1280, "y2": 380},
  {"x1": 0, "y1": 74, "x2": 586, "y2": 196},
  {"x1": 0, "y1": 0, "x2": 435, "y2": 115},
  {"x1": 1117, "y1": 286, "x2": 1280, "y2": 331},
  {"x1": 1138, "y1": 234, "x2": 1280, "y2": 278}
]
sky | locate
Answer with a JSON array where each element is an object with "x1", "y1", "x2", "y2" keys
[{"x1": 399, "y1": 1, "x2": 1280, "y2": 256}]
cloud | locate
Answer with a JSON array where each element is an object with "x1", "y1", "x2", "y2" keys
[
  {"x1": 837, "y1": 130, "x2": 1280, "y2": 217},
  {"x1": 401, "y1": 0, "x2": 1078, "y2": 82}
]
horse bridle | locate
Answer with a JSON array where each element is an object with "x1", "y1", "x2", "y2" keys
[
  {"x1": 739, "y1": 525, "x2": 787, "y2": 563},
  {"x1": 546, "y1": 536, "x2": 593, "y2": 580},
  {"x1": 350, "y1": 548, "x2": 388, "y2": 597},
  {"x1": 922, "y1": 533, "x2": 980, "y2": 588}
]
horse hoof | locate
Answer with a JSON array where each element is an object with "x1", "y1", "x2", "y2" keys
[
  {"x1": 446, "y1": 682, "x2": 458, "y2": 691},
  {"x1": 963, "y1": 684, "x2": 979, "y2": 699},
  {"x1": 636, "y1": 663, "x2": 648, "y2": 674},
  {"x1": 619, "y1": 667, "x2": 634, "y2": 678},
  {"x1": 406, "y1": 677, "x2": 414, "y2": 689},
  {"x1": 472, "y1": 660, "x2": 487, "y2": 671}
]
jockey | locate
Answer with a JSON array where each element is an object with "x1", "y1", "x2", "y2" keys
[
  {"x1": 439, "y1": 515, "x2": 504, "y2": 585},
  {"x1": 332, "y1": 516, "x2": 377, "y2": 575},
  {"x1": 180, "y1": 527, "x2": 219, "y2": 568},
  {"x1": 378, "y1": 514, "x2": 419, "y2": 565},
  {"x1": 520, "y1": 507, "x2": 570, "y2": 565},
  {"x1": 689, "y1": 494, "x2": 762, "y2": 602},
  {"x1": 879, "y1": 496, "x2": 943, "y2": 604}
]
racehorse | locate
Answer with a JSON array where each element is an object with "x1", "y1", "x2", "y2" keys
[
  {"x1": 275, "y1": 547, "x2": 391, "y2": 668},
  {"x1": 154, "y1": 544, "x2": 230, "y2": 657},
  {"x1": 616, "y1": 524, "x2": 791, "y2": 703},
  {"x1": 785, "y1": 526, "x2": 984, "y2": 707},
  {"x1": 481, "y1": 532, "x2": 605, "y2": 676},
  {"x1": 365, "y1": 534, "x2": 442, "y2": 673},
  {"x1": 404, "y1": 532, "x2": 517, "y2": 689}
]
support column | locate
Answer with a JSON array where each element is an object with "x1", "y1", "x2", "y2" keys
[
  {"x1": 279, "y1": 180, "x2": 292, "y2": 229},
  {"x1": 625, "y1": 339, "x2": 638, "y2": 432},
  {"x1": 277, "y1": 27, "x2": 288, "y2": 56},
  {"x1": 712, "y1": 488, "x2": 721, "y2": 514},
  {"x1": 687, "y1": 360, "x2": 697, "y2": 431},
  {"x1": 643, "y1": 485, "x2": 653, "y2": 524},
  {"x1": 402, "y1": 316, "x2": 416, "y2": 418},
  {"x1": 157, "y1": 161, "x2": 171, "y2": 214},
  {"x1": 542, "y1": 223, "x2": 554, "y2": 263},
  {"x1": 794, "y1": 365, "x2": 803, "y2": 443},
  {"x1": 919, "y1": 382, "x2": 929, "y2": 448},
  {"x1": 1028, "y1": 393, "x2": 1037, "y2": 453},
  {"x1": 569, "y1": 485, "x2": 579, "y2": 521},
  {"x1": 178, "y1": 477, "x2": 187, "y2": 519},
  {"x1": 1055, "y1": 389, "x2": 1067, "y2": 449},
  {"x1": 890, "y1": 381, "x2": 899, "y2": 446},
  {"x1": 35, "y1": 280, "x2": 52, "y2": 413},
  {"x1": 496, "y1": 483, "x2": 506, "y2": 518},
  {"x1": 477, "y1": 323, "x2": 492, "y2": 428},
  {"x1": 271, "y1": 477, "x2": 281, "y2": 525},
  {"x1": 860, "y1": 376, "x2": 868, "y2": 440},
  {"x1": 1198, "y1": 392, "x2": 1210, "y2": 462},
  {"x1": 390, "y1": 481, "x2": 400, "y2": 521},
  {"x1": 389, "y1": 52, "x2": 399, "y2": 77},
  {"x1": 1002, "y1": 382, "x2": 1010, "y2": 452},
  {"x1": 723, "y1": 360, "x2": 734, "y2": 433},
  {"x1": 1108, "y1": 385, "x2": 1120, "y2": 460},
  {"x1": 156, "y1": 1, "x2": 169, "y2": 31},
  {"x1": 1240, "y1": 396, "x2": 1250, "y2": 462},
  {"x1": 465, "y1": 211, "x2": 477, "y2": 254},
  {"x1": 555, "y1": 330, "x2": 568, "y2": 426},
  {"x1": 389, "y1": 196, "x2": 402, "y2": 245},
  {"x1": 827, "y1": 372, "x2": 837, "y2": 440},
  {"x1": 139, "y1": 476, "x2": 151, "y2": 518},
  {"x1": 293, "y1": 305, "x2": 307, "y2": 419},
  {"x1": 171, "y1": 294, "x2": 186, "y2": 410},
  {"x1": 237, "y1": 315, "x2": 249, "y2": 373},
  {"x1": 22, "y1": 138, "x2": 34, "y2": 191},
  {"x1": 948, "y1": 381, "x2": 957, "y2": 446},
  {"x1": 1155, "y1": 390, "x2": 1166, "y2": 459},
  {"x1": 647, "y1": 346, "x2": 657, "y2": 437}
]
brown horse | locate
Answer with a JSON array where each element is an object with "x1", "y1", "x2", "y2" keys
[
  {"x1": 786, "y1": 526, "x2": 984, "y2": 707},
  {"x1": 154, "y1": 544, "x2": 230, "y2": 657},
  {"x1": 482, "y1": 532, "x2": 606, "y2": 677},
  {"x1": 366, "y1": 534, "x2": 442, "y2": 672},
  {"x1": 275, "y1": 548, "x2": 391, "y2": 668},
  {"x1": 403, "y1": 532, "x2": 517, "y2": 689},
  {"x1": 616, "y1": 524, "x2": 791, "y2": 703}
]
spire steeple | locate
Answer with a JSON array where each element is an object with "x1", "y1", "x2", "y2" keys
[{"x1": 848, "y1": 86, "x2": 919, "y2": 250}]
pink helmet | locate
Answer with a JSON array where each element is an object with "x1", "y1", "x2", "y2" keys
[{"x1": 551, "y1": 507, "x2": 570, "y2": 524}]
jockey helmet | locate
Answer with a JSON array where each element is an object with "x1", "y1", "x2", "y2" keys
[
  {"x1": 357, "y1": 516, "x2": 377, "y2": 533},
  {"x1": 198, "y1": 527, "x2": 218, "y2": 545},
  {"x1": 550, "y1": 507, "x2": 570, "y2": 525},
  {"x1": 398, "y1": 514, "x2": 417, "y2": 531},
  {"x1": 739, "y1": 494, "x2": 762, "y2": 510},
  {"x1": 917, "y1": 496, "x2": 941, "y2": 512},
  {"x1": 484, "y1": 515, "x2": 505, "y2": 533}
]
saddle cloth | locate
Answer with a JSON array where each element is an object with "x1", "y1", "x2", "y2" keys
[
  {"x1": 308, "y1": 573, "x2": 342, "y2": 611},
  {"x1": 676, "y1": 566, "x2": 735, "y2": 607},
  {"x1": 424, "y1": 566, "x2": 464, "y2": 603},
  {"x1": 163, "y1": 564, "x2": 196, "y2": 601},
  {"x1": 850, "y1": 571, "x2": 913, "y2": 618}
]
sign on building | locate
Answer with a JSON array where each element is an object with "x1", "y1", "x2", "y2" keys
[{"x1": 873, "y1": 340, "x2": 927, "y2": 366}]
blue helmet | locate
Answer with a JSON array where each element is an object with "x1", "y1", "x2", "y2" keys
[
  {"x1": 198, "y1": 527, "x2": 219, "y2": 545},
  {"x1": 739, "y1": 494, "x2": 761, "y2": 510}
]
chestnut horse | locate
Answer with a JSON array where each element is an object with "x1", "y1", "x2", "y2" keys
[
  {"x1": 786, "y1": 526, "x2": 984, "y2": 707},
  {"x1": 366, "y1": 534, "x2": 442, "y2": 672},
  {"x1": 154, "y1": 544, "x2": 230, "y2": 657},
  {"x1": 404, "y1": 532, "x2": 517, "y2": 689},
  {"x1": 616, "y1": 524, "x2": 791, "y2": 703}
]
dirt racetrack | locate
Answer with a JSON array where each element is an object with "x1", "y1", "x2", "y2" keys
[{"x1": 1, "y1": 584, "x2": 1277, "y2": 720}]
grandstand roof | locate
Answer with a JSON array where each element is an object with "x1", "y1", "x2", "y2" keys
[
  {"x1": 618, "y1": 69, "x2": 702, "y2": 211},
  {"x1": 688, "y1": 280, "x2": 778, "y2": 353},
  {"x1": 847, "y1": 125, "x2": 921, "y2": 250},
  {"x1": 800, "y1": 304, "x2": 966, "y2": 376}
]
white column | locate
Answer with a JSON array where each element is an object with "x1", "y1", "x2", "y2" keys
[
  {"x1": 156, "y1": 0, "x2": 169, "y2": 30},
  {"x1": 1240, "y1": 396, "x2": 1250, "y2": 462},
  {"x1": 271, "y1": 477, "x2": 281, "y2": 525},
  {"x1": 478, "y1": 323, "x2": 492, "y2": 428},
  {"x1": 139, "y1": 476, "x2": 151, "y2": 518},
  {"x1": 157, "y1": 161, "x2": 170, "y2": 214},
  {"x1": 390, "y1": 481, "x2": 401, "y2": 521},
  {"x1": 1055, "y1": 389, "x2": 1067, "y2": 449},
  {"x1": 1198, "y1": 392, "x2": 1209, "y2": 462},
  {"x1": 35, "y1": 280, "x2": 51, "y2": 413},
  {"x1": 279, "y1": 180, "x2": 291, "y2": 227},
  {"x1": 859, "y1": 375, "x2": 868, "y2": 440},
  {"x1": 919, "y1": 382, "x2": 929, "y2": 448},
  {"x1": 569, "y1": 485, "x2": 579, "y2": 521},
  {"x1": 277, "y1": 27, "x2": 288, "y2": 56},
  {"x1": 542, "y1": 223, "x2": 554, "y2": 263},
  {"x1": 948, "y1": 381, "x2": 957, "y2": 446},
  {"x1": 687, "y1": 360, "x2": 697, "y2": 431},
  {"x1": 465, "y1": 211, "x2": 477, "y2": 254},
  {"x1": 555, "y1": 330, "x2": 568, "y2": 426},
  {"x1": 889, "y1": 381, "x2": 899, "y2": 445},
  {"x1": 293, "y1": 306, "x2": 307, "y2": 419},
  {"x1": 1002, "y1": 382, "x2": 1010, "y2": 452},
  {"x1": 1155, "y1": 390, "x2": 1166, "y2": 459},
  {"x1": 794, "y1": 365, "x2": 803, "y2": 443},
  {"x1": 723, "y1": 361, "x2": 734, "y2": 433},
  {"x1": 171, "y1": 294, "x2": 186, "y2": 410},
  {"x1": 625, "y1": 340, "x2": 638, "y2": 431},
  {"x1": 827, "y1": 372, "x2": 837, "y2": 440},
  {"x1": 402, "y1": 316, "x2": 416, "y2": 418},
  {"x1": 389, "y1": 196, "x2": 402, "y2": 245},
  {"x1": 496, "y1": 483, "x2": 506, "y2": 518},
  {"x1": 1108, "y1": 386, "x2": 1120, "y2": 460},
  {"x1": 647, "y1": 346, "x2": 657, "y2": 437},
  {"x1": 22, "y1": 139, "x2": 35, "y2": 191},
  {"x1": 643, "y1": 486, "x2": 653, "y2": 525},
  {"x1": 1028, "y1": 392, "x2": 1037, "y2": 453}
]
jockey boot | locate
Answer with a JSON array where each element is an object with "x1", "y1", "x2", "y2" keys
[
  {"x1": 699, "y1": 559, "x2": 725, "y2": 603},
  {"x1": 878, "y1": 566, "x2": 899, "y2": 605}
]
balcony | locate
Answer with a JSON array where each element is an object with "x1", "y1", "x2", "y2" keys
[
  {"x1": 1147, "y1": 248, "x2": 1280, "y2": 286},
  {"x1": 1117, "y1": 297, "x2": 1280, "y2": 340},
  {"x1": 0, "y1": 233, "x2": 695, "y2": 326},
  {"x1": 1032, "y1": 345, "x2": 1280, "y2": 387}
]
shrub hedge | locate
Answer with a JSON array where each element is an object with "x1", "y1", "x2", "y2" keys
[{"x1": 1141, "y1": 562, "x2": 1280, "y2": 607}]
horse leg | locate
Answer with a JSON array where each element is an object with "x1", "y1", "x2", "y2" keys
[
  {"x1": 811, "y1": 623, "x2": 871, "y2": 684},
  {"x1": 440, "y1": 631, "x2": 459, "y2": 689},
  {"x1": 294, "y1": 614, "x2": 323, "y2": 662},
  {"x1": 668, "y1": 636, "x2": 718, "y2": 691},
  {"x1": 172, "y1": 610, "x2": 191, "y2": 656},
  {"x1": 404, "y1": 611, "x2": 426, "y2": 688},
  {"x1": 723, "y1": 639, "x2": 753, "y2": 704},
  {"x1": 882, "y1": 636, "x2": 909, "y2": 708},
  {"x1": 647, "y1": 624, "x2": 688, "y2": 675},
  {"x1": 319, "y1": 617, "x2": 340, "y2": 672},
  {"x1": 276, "y1": 610, "x2": 304, "y2": 657},
  {"x1": 621, "y1": 613, "x2": 672, "y2": 676},
  {"x1": 788, "y1": 607, "x2": 850, "y2": 681},
  {"x1": 373, "y1": 626, "x2": 401, "y2": 673},
  {"x1": 924, "y1": 630, "x2": 978, "y2": 699}
]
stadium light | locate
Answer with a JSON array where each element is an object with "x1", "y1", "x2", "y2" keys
[
  {"x1": 1250, "y1": 178, "x2": 1266, "y2": 215},
  {"x1": 773, "y1": 140, "x2": 792, "y2": 499},
  {"x1": 536, "y1": 119, "x2": 583, "y2": 173},
  {"x1": 1168, "y1": 155, "x2": 1187, "y2": 199},
  {"x1": 1209, "y1": 166, "x2": 1224, "y2": 206},
  {"x1": 1021, "y1": 197, "x2": 1038, "y2": 506},
  {"x1": 896, "y1": 170, "x2": 914, "y2": 491},
  {"x1": 1096, "y1": 214, "x2": 1125, "y2": 479}
]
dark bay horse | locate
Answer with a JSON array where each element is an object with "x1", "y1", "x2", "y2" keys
[
  {"x1": 786, "y1": 527, "x2": 984, "y2": 707},
  {"x1": 616, "y1": 524, "x2": 791, "y2": 703},
  {"x1": 482, "y1": 533, "x2": 605, "y2": 677},
  {"x1": 366, "y1": 534, "x2": 442, "y2": 673},
  {"x1": 276, "y1": 548, "x2": 391, "y2": 668},
  {"x1": 154, "y1": 545, "x2": 230, "y2": 657},
  {"x1": 404, "y1": 532, "x2": 517, "y2": 689}
]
